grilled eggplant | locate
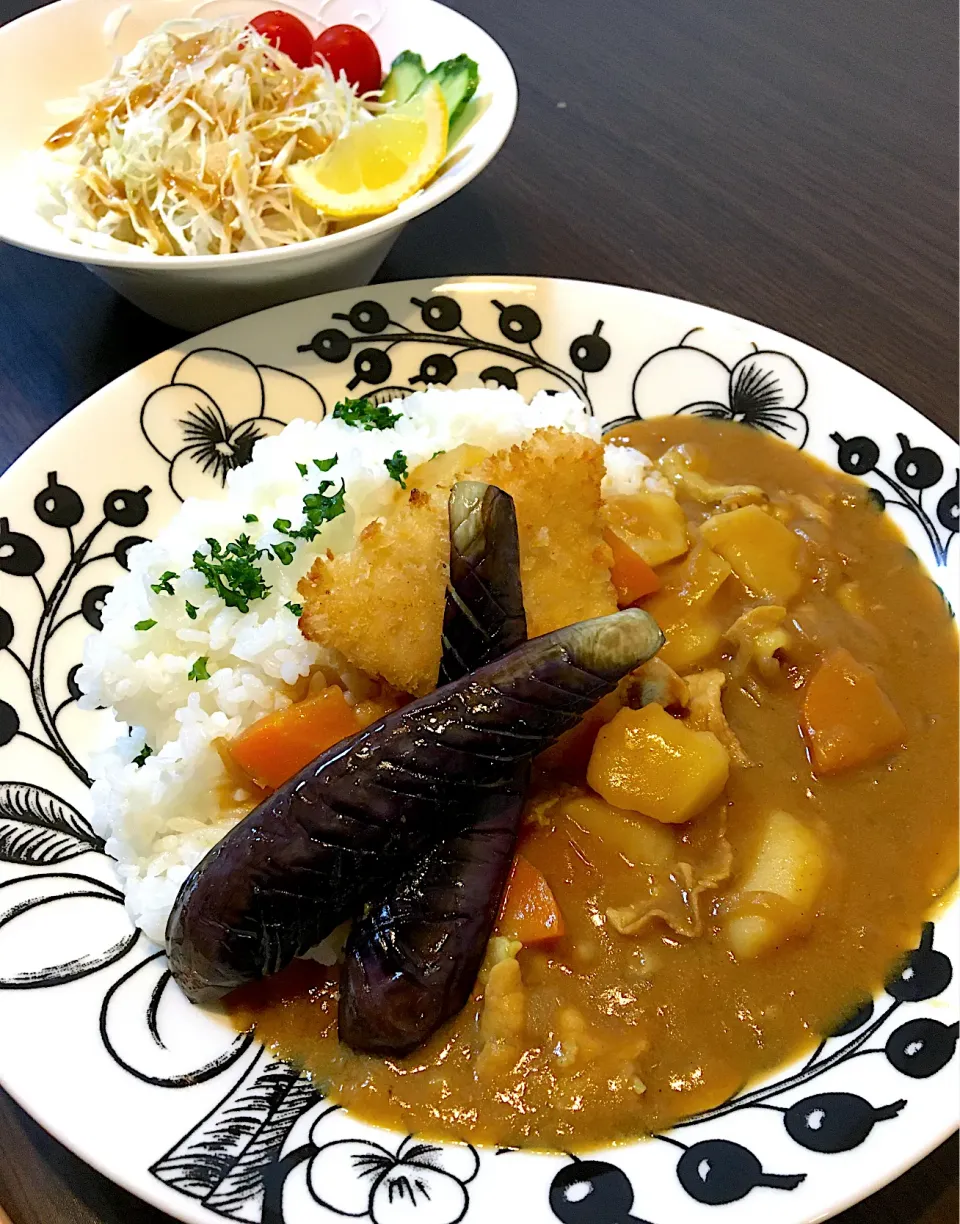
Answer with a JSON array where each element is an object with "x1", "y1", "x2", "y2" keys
[
  {"x1": 437, "y1": 481, "x2": 527, "y2": 683},
  {"x1": 339, "y1": 482, "x2": 529, "y2": 1054},
  {"x1": 166, "y1": 606, "x2": 664, "y2": 1003}
]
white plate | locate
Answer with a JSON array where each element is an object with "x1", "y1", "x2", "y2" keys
[{"x1": 0, "y1": 276, "x2": 956, "y2": 1224}]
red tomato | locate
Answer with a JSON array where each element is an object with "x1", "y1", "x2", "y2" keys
[
  {"x1": 313, "y1": 24, "x2": 382, "y2": 95},
  {"x1": 248, "y1": 10, "x2": 314, "y2": 68}
]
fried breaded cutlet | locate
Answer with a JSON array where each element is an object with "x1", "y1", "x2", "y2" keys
[{"x1": 298, "y1": 428, "x2": 617, "y2": 695}]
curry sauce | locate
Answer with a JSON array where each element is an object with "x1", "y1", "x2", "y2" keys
[{"x1": 228, "y1": 417, "x2": 958, "y2": 1149}]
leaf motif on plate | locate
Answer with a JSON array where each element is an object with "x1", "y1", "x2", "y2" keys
[
  {"x1": 0, "y1": 872, "x2": 137, "y2": 988},
  {"x1": 99, "y1": 951, "x2": 254, "y2": 1088},
  {"x1": 0, "y1": 781, "x2": 103, "y2": 865},
  {"x1": 151, "y1": 1050, "x2": 324, "y2": 1218}
]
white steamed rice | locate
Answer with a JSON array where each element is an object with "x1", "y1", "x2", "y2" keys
[{"x1": 79, "y1": 387, "x2": 667, "y2": 943}]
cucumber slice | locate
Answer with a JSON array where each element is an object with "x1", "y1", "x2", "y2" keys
[
  {"x1": 415, "y1": 53, "x2": 480, "y2": 126},
  {"x1": 380, "y1": 50, "x2": 426, "y2": 106}
]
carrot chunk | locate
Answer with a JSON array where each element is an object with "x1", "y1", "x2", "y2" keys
[
  {"x1": 801, "y1": 648, "x2": 905, "y2": 775},
  {"x1": 604, "y1": 527, "x2": 662, "y2": 605},
  {"x1": 498, "y1": 855, "x2": 566, "y2": 944},
  {"x1": 229, "y1": 685, "x2": 362, "y2": 789}
]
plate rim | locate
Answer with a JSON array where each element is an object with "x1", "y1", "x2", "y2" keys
[
  {"x1": 0, "y1": 273, "x2": 956, "y2": 1224},
  {"x1": 3, "y1": 276, "x2": 956, "y2": 479}
]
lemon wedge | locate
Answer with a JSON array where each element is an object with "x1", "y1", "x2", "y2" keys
[{"x1": 287, "y1": 82, "x2": 449, "y2": 219}]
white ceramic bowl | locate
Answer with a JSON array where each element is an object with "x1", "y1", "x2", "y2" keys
[{"x1": 0, "y1": 0, "x2": 517, "y2": 330}]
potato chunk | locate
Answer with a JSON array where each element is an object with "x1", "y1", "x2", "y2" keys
[
  {"x1": 701, "y1": 504, "x2": 802, "y2": 602},
  {"x1": 642, "y1": 544, "x2": 732, "y2": 670},
  {"x1": 644, "y1": 601, "x2": 722, "y2": 671},
  {"x1": 560, "y1": 793, "x2": 677, "y2": 865},
  {"x1": 651, "y1": 543, "x2": 732, "y2": 608},
  {"x1": 602, "y1": 491, "x2": 689, "y2": 568},
  {"x1": 406, "y1": 443, "x2": 488, "y2": 491},
  {"x1": 801, "y1": 647, "x2": 905, "y2": 774},
  {"x1": 587, "y1": 704, "x2": 729, "y2": 823},
  {"x1": 726, "y1": 809, "x2": 827, "y2": 959}
]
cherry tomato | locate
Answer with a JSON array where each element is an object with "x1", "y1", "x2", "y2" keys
[
  {"x1": 248, "y1": 10, "x2": 315, "y2": 68},
  {"x1": 313, "y1": 24, "x2": 382, "y2": 95}
]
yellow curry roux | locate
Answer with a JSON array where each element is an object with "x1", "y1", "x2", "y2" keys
[{"x1": 228, "y1": 417, "x2": 958, "y2": 1150}]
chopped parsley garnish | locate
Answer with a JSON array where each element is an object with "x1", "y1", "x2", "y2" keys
[
  {"x1": 285, "y1": 601, "x2": 303, "y2": 618},
  {"x1": 333, "y1": 397, "x2": 402, "y2": 431},
  {"x1": 243, "y1": 513, "x2": 259, "y2": 523},
  {"x1": 184, "y1": 602, "x2": 198, "y2": 620},
  {"x1": 272, "y1": 477, "x2": 346, "y2": 544},
  {"x1": 150, "y1": 571, "x2": 177, "y2": 596},
  {"x1": 134, "y1": 618, "x2": 156, "y2": 631},
  {"x1": 133, "y1": 743, "x2": 153, "y2": 767},
  {"x1": 184, "y1": 466, "x2": 346, "y2": 613},
  {"x1": 272, "y1": 462, "x2": 345, "y2": 547},
  {"x1": 192, "y1": 535, "x2": 270, "y2": 613},
  {"x1": 296, "y1": 461, "x2": 309, "y2": 477},
  {"x1": 299, "y1": 479, "x2": 346, "y2": 536},
  {"x1": 385, "y1": 450, "x2": 409, "y2": 488},
  {"x1": 188, "y1": 656, "x2": 210, "y2": 681},
  {"x1": 431, "y1": 449, "x2": 446, "y2": 460}
]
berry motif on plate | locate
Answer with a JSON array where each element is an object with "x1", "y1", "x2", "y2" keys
[
  {"x1": 297, "y1": 296, "x2": 613, "y2": 412},
  {"x1": 0, "y1": 475, "x2": 151, "y2": 992},
  {"x1": 626, "y1": 327, "x2": 810, "y2": 447},
  {"x1": 543, "y1": 922, "x2": 954, "y2": 1222},
  {"x1": 782, "y1": 1094, "x2": 906, "y2": 1153},
  {"x1": 831, "y1": 430, "x2": 958, "y2": 566},
  {"x1": 140, "y1": 348, "x2": 327, "y2": 501},
  {"x1": 0, "y1": 471, "x2": 153, "y2": 786},
  {"x1": 549, "y1": 1159, "x2": 653, "y2": 1224}
]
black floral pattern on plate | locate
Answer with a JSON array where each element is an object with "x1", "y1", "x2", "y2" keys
[
  {"x1": 151, "y1": 1050, "x2": 480, "y2": 1224},
  {"x1": 832, "y1": 430, "x2": 958, "y2": 566},
  {"x1": 296, "y1": 296, "x2": 612, "y2": 412},
  {"x1": 140, "y1": 348, "x2": 327, "y2": 501},
  {"x1": 0, "y1": 471, "x2": 152, "y2": 785},
  {"x1": 293, "y1": 1128, "x2": 479, "y2": 1224},
  {"x1": 624, "y1": 328, "x2": 810, "y2": 447},
  {"x1": 0, "y1": 313, "x2": 955, "y2": 1224}
]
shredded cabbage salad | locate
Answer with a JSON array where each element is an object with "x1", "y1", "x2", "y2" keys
[{"x1": 41, "y1": 20, "x2": 372, "y2": 256}]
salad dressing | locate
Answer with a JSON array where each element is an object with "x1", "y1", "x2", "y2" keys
[{"x1": 44, "y1": 114, "x2": 86, "y2": 150}]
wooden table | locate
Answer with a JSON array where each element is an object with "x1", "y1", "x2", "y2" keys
[{"x1": 0, "y1": 0, "x2": 956, "y2": 1219}]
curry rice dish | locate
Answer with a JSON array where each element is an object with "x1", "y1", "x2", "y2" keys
[
  {"x1": 80, "y1": 392, "x2": 957, "y2": 1150},
  {"x1": 223, "y1": 417, "x2": 957, "y2": 1148}
]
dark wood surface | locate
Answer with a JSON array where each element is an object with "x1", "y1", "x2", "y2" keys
[{"x1": 0, "y1": 0, "x2": 956, "y2": 1219}]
